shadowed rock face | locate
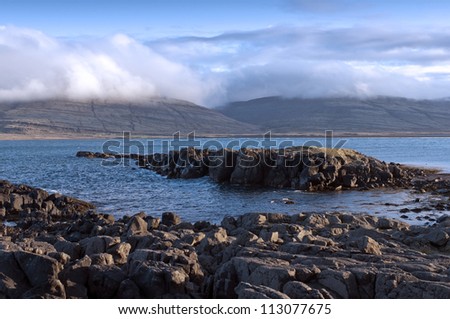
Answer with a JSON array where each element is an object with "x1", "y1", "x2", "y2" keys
[
  {"x1": 218, "y1": 96, "x2": 450, "y2": 135},
  {"x1": 1, "y1": 180, "x2": 450, "y2": 299},
  {"x1": 77, "y1": 146, "x2": 425, "y2": 191},
  {"x1": 0, "y1": 98, "x2": 259, "y2": 137}
]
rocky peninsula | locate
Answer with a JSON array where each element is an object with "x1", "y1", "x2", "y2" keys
[
  {"x1": 1, "y1": 175, "x2": 449, "y2": 299},
  {"x1": 77, "y1": 146, "x2": 427, "y2": 191}
]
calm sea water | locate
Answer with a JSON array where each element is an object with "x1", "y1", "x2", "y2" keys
[{"x1": 1, "y1": 137, "x2": 449, "y2": 224}]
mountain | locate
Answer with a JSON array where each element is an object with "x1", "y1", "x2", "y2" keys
[
  {"x1": 0, "y1": 98, "x2": 259, "y2": 138},
  {"x1": 218, "y1": 96, "x2": 450, "y2": 135}
]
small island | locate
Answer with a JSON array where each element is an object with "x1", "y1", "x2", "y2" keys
[{"x1": 77, "y1": 146, "x2": 427, "y2": 191}]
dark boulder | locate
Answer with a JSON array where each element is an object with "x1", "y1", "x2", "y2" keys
[
  {"x1": 208, "y1": 149, "x2": 238, "y2": 183},
  {"x1": 230, "y1": 149, "x2": 266, "y2": 185}
]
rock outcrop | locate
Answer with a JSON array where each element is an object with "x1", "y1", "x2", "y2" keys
[
  {"x1": 77, "y1": 146, "x2": 426, "y2": 191},
  {"x1": 0, "y1": 180, "x2": 94, "y2": 225},
  {"x1": 1, "y1": 180, "x2": 449, "y2": 299}
]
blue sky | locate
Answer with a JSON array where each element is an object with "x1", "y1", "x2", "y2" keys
[
  {"x1": 1, "y1": 0, "x2": 450, "y2": 104},
  {"x1": 1, "y1": 0, "x2": 287, "y2": 37},
  {"x1": 2, "y1": 0, "x2": 450, "y2": 37}
]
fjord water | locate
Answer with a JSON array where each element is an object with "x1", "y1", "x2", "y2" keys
[{"x1": 1, "y1": 137, "x2": 449, "y2": 224}]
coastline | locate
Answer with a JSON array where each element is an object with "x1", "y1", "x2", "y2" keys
[
  {"x1": 1, "y1": 178, "x2": 449, "y2": 299},
  {"x1": 1, "y1": 132, "x2": 450, "y2": 141},
  {"x1": 1, "y1": 146, "x2": 449, "y2": 298}
]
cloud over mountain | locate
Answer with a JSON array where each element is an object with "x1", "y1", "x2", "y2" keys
[
  {"x1": 0, "y1": 26, "x2": 217, "y2": 104},
  {"x1": 1, "y1": 24, "x2": 450, "y2": 105}
]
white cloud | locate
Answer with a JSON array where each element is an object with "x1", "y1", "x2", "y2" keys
[
  {"x1": 0, "y1": 26, "x2": 214, "y2": 104},
  {"x1": 150, "y1": 26, "x2": 450, "y2": 102},
  {"x1": 1, "y1": 24, "x2": 450, "y2": 106}
]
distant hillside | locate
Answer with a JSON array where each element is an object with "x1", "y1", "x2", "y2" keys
[
  {"x1": 0, "y1": 98, "x2": 259, "y2": 138},
  {"x1": 218, "y1": 96, "x2": 450, "y2": 135}
]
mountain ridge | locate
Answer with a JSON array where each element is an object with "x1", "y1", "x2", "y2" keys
[
  {"x1": 2, "y1": 96, "x2": 450, "y2": 139},
  {"x1": 0, "y1": 98, "x2": 259, "y2": 138},
  {"x1": 218, "y1": 96, "x2": 450, "y2": 135}
]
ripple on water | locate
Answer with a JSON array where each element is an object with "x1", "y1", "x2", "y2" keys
[{"x1": 1, "y1": 138, "x2": 449, "y2": 224}]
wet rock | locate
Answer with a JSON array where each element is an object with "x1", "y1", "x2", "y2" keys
[
  {"x1": 179, "y1": 165, "x2": 205, "y2": 179},
  {"x1": 343, "y1": 174, "x2": 358, "y2": 188},
  {"x1": 209, "y1": 149, "x2": 237, "y2": 183},
  {"x1": 76, "y1": 151, "x2": 95, "y2": 158},
  {"x1": 264, "y1": 154, "x2": 301, "y2": 188},
  {"x1": 230, "y1": 150, "x2": 265, "y2": 185}
]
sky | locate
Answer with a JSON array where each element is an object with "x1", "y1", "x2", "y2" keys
[{"x1": 1, "y1": 0, "x2": 450, "y2": 105}]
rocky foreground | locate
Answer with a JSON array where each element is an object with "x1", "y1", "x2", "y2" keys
[
  {"x1": 77, "y1": 146, "x2": 426, "y2": 191},
  {"x1": 1, "y1": 179, "x2": 450, "y2": 299}
]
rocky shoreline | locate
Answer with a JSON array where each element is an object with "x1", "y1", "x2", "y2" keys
[
  {"x1": 1, "y1": 179, "x2": 449, "y2": 299},
  {"x1": 76, "y1": 147, "x2": 450, "y2": 224}
]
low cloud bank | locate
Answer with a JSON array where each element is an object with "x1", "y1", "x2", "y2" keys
[{"x1": 1, "y1": 25, "x2": 450, "y2": 106}]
